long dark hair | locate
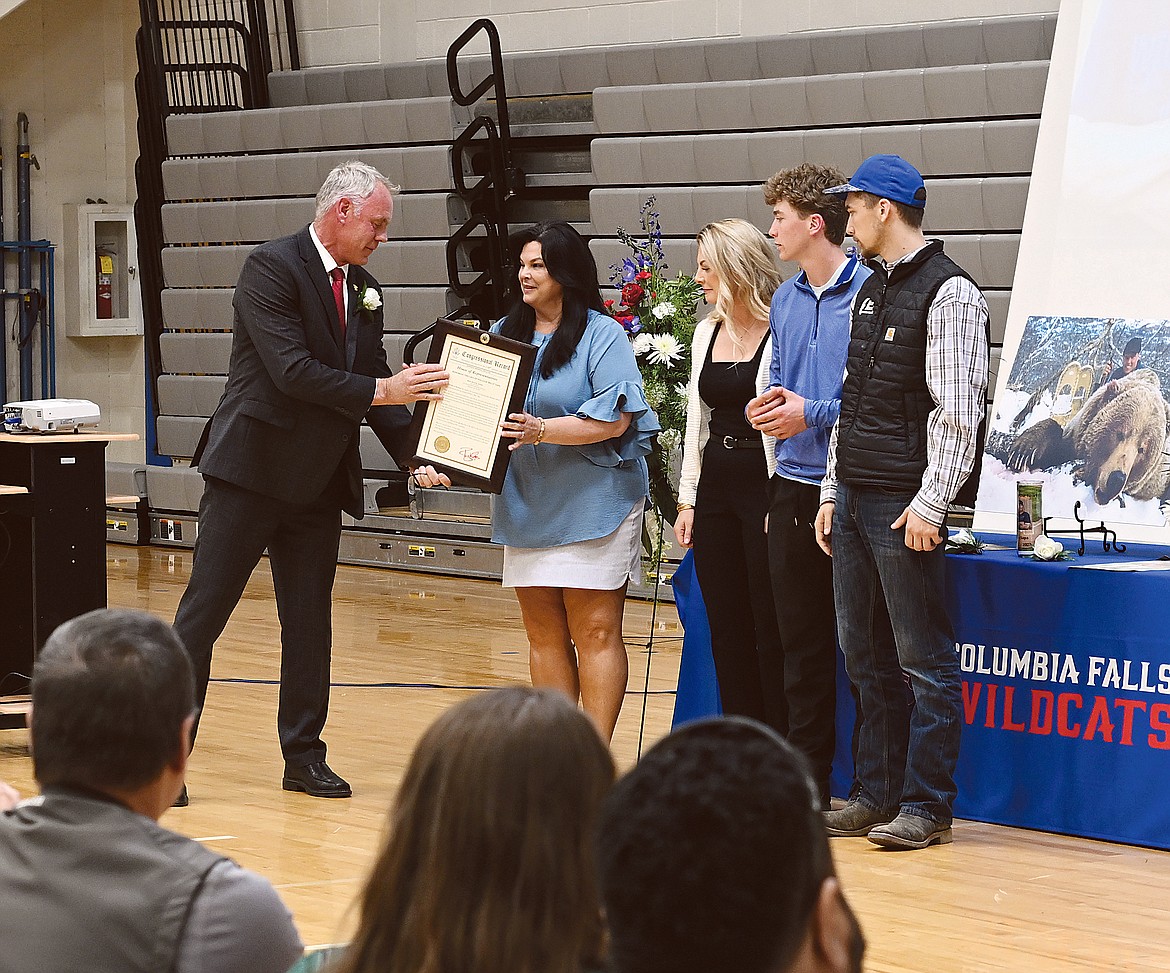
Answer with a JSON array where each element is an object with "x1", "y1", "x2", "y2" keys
[
  {"x1": 498, "y1": 221, "x2": 607, "y2": 378},
  {"x1": 332, "y1": 687, "x2": 615, "y2": 973}
]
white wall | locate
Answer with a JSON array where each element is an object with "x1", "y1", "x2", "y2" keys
[
  {"x1": 0, "y1": 0, "x2": 144, "y2": 462},
  {"x1": 294, "y1": 0, "x2": 1060, "y2": 66}
]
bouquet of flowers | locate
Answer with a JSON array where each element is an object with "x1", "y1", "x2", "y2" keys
[{"x1": 607, "y1": 197, "x2": 701, "y2": 529}]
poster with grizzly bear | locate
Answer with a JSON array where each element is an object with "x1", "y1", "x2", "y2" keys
[{"x1": 975, "y1": 315, "x2": 1170, "y2": 540}]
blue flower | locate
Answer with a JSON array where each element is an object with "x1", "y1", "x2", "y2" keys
[
  {"x1": 620, "y1": 255, "x2": 651, "y2": 283},
  {"x1": 618, "y1": 314, "x2": 642, "y2": 335}
]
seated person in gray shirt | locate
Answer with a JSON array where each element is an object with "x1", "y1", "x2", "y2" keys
[{"x1": 0, "y1": 608, "x2": 304, "y2": 973}]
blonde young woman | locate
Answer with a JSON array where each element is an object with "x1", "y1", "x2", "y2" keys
[{"x1": 673, "y1": 219, "x2": 786, "y2": 730}]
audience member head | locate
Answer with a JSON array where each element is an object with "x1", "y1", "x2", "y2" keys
[
  {"x1": 695, "y1": 218, "x2": 783, "y2": 326},
  {"x1": 31, "y1": 609, "x2": 194, "y2": 814},
  {"x1": 501, "y1": 220, "x2": 607, "y2": 378},
  {"x1": 827, "y1": 155, "x2": 926, "y2": 262},
  {"x1": 336, "y1": 687, "x2": 615, "y2": 973},
  {"x1": 313, "y1": 160, "x2": 399, "y2": 266},
  {"x1": 763, "y1": 164, "x2": 851, "y2": 251},
  {"x1": 597, "y1": 718, "x2": 864, "y2": 973}
]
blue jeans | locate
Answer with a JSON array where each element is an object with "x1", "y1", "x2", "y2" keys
[{"x1": 832, "y1": 485, "x2": 961, "y2": 824}]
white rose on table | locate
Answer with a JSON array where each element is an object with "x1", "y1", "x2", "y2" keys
[{"x1": 1031, "y1": 534, "x2": 1064, "y2": 560}]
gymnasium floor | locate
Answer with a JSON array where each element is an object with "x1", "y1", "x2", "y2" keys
[{"x1": 1, "y1": 545, "x2": 1169, "y2": 971}]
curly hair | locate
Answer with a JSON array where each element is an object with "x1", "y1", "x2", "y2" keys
[{"x1": 762, "y1": 164, "x2": 850, "y2": 245}]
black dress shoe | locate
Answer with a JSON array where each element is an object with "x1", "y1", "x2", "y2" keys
[
  {"x1": 173, "y1": 785, "x2": 189, "y2": 808},
  {"x1": 282, "y1": 761, "x2": 352, "y2": 798}
]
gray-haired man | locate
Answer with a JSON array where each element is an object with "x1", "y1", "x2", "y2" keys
[{"x1": 173, "y1": 161, "x2": 450, "y2": 798}]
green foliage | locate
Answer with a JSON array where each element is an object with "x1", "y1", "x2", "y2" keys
[{"x1": 607, "y1": 197, "x2": 701, "y2": 523}]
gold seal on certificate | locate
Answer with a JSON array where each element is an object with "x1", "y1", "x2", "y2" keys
[{"x1": 408, "y1": 319, "x2": 537, "y2": 493}]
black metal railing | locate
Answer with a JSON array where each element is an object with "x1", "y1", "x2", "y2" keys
[
  {"x1": 134, "y1": 0, "x2": 296, "y2": 460},
  {"x1": 445, "y1": 19, "x2": 523, "y2": 324},
  {"x1": 140, "y1": 0, "x2": 298, "y2": 114}
]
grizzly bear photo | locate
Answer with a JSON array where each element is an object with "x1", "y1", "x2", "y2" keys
[{"x1": 1005, "y1": 370, "x2": 1170, "y2": 505}]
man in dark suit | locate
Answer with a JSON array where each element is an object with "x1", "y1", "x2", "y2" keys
[{"x1": 173, "y1": 161, "x2": 449, "y2": 799}]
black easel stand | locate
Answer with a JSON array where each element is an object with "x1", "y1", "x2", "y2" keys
[{"x1": 1042, "y1": 501, "x2": 1126, "y2": 556}]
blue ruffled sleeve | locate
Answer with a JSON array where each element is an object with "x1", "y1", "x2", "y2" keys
[{"x1": 573, "y1": 312, "x2": 661, "y2": 466}]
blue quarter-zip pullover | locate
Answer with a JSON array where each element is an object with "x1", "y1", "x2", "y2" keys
[{"x1": 767, "y1": 253, "x2": 871, "y2": 484}]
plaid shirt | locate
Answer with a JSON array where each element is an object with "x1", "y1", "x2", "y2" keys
[{"x1": 821, "y1": 250, "x2": 989, "y2": 526}]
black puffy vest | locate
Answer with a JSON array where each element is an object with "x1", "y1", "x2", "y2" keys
[{"x1": 835, "y1": 240, "x2": 986, "y2": 508}]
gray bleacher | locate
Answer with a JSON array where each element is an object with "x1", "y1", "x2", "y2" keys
[
  {"x1": 592, "y1": 61, "x2": 1048, "y2": 134},
  {"x1": 268, "y1": 15, "x2": 1055, "y2": 104},
  {"x1": 146, "y1": 13, "x2": 1052, "y2": 531},
  {"x1": 583, "y1": 22, "x2": 1051, "y2": 404}
]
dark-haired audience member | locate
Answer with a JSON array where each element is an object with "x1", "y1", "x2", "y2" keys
[
  {"x1": 0, "y1": 609, "x2": 304, "y2": 973},
  {"x1": 420, "y1": 221, "x2": 658, "y2": 739},
  {"x1": 331, "y1": 686, "x2": 615, "y2": 973},
  {"x1": 597, "y1": 718, "x2": 865, "y2": 973}
]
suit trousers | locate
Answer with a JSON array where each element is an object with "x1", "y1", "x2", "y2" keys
[
  {"x1": 766, "y1": 474, "x2": 839, "y2": 804},
  {"x1": 173, "y1": 475, "x2": 344, "y2": 766},
  {"x1": 692, "y1": 443, "x2": 786, "y2": 735}
]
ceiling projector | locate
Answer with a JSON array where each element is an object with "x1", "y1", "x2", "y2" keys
[{"x1": 3, "y1": 398, "x2": 102, "y2": 433}]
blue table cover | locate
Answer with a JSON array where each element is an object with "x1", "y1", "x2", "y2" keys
[{"x1": 672, "y1": 535, "x2": 1170, "y2": 849}]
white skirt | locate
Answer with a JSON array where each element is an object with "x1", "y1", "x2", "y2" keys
[{"x1": 502, "y1": 499, "x2": 645, "y2": 590}]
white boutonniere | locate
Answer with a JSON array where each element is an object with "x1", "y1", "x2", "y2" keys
[{"x1": 357, "y1": 284, "x2": 382, "y2": 312}]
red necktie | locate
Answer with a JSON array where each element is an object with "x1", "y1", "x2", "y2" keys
[{"x1": 330, "y1": 267, "x2": 346, "y2": 340}]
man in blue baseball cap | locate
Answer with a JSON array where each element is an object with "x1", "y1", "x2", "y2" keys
[{"x1": 813, "y1": 154, "x2": 989, "y2": 850}]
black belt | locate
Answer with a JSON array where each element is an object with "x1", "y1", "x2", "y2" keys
[{"x1": 718, "y1": 435, "x2": 762, "y2": 449}]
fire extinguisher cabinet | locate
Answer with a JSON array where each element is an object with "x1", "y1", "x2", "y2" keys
[{"x1": 64, "y1": 203, "x2": 143, "y2": 337}]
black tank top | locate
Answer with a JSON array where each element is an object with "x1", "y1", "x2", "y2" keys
[{"x1": 699, "y1": 323, "x2": 768, "y2": 441}]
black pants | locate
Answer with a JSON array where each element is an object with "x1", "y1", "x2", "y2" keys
[
  {"x1": 767, "y1": 475, "x2": 839, "y2": 802},
  {"x1": 692, "y1": 443, "x2": 786, "y2": 734},
  {"x1": 173, "y1": 475, "x2": 343, "y2": 766}
]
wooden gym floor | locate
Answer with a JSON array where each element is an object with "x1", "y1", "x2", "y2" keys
[{"x1": 2, "y1": 545, "x2": 1170, "y2": 971}]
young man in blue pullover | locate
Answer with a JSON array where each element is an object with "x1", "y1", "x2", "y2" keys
[{"x1": 746, "y1": 164, "x2": 870, "y2": 807}]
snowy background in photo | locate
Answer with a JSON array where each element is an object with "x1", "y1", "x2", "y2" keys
[{"x1": 976, "y1": 315, "x2": 1170, "y2": 529}]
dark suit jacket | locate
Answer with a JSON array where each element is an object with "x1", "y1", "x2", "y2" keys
[{"x1": 194, "y1": 227, "x2": 412, "y2": 518}]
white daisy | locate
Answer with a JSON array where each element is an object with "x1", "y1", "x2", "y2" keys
[{"x1": 646, "y1": 333, "x2": 683, "y2": 366}]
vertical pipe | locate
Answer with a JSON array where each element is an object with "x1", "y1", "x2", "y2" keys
[
  {"x1": 46, "y1": 247, "x2": 55, "y2": 397},
  {"x1": 284, "y1": 0, "x2": 300, "y2": 72},
  {"x1": 0, "y1": 109, "x2": 7, "y2": 401},
  {"x1": 0, "y1": 109, "x2": 5, "y2": 243},
  {"x1": 39, "y1": 251, "x2": 48, "y2": 397},
  {"x1": 16, "y1": 112, "x2": 34, "y2": 400}
]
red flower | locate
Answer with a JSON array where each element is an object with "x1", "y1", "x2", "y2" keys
[
  {"x1": 621, "y1": 282, "x2": 645, "y2": 306},
  {"x1": 604, "y1": 298, "x2": 615, "y2": 309},
  {"x1": 635, "y1": 271, "x2": 652, "y2": 281}
]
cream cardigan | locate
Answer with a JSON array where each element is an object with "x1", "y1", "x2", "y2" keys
[{"x1": 677, "y1": 316, "x2": 776, "y2": 507}]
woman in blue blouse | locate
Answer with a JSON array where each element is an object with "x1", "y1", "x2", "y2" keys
[{"x1": 494, "y1": 221, "x2": 659, "y2": 741}]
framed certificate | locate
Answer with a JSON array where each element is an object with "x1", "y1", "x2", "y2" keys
[{"x1": 408, "y1": 319, "x2": 536, "y2": 493}]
